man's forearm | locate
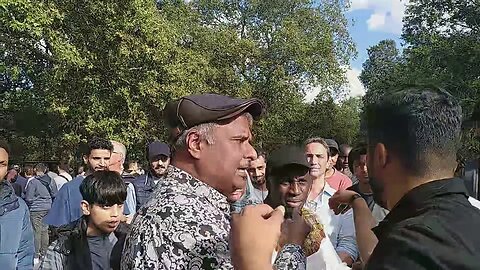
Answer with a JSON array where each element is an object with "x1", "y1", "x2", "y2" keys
[{"x1": 351, "y1": 198, "x2": 378, "y2": 263}]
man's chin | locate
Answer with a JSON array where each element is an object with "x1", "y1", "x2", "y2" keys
[{"x1": 227, "y1": 189, "x2": 245, "y2": 202}]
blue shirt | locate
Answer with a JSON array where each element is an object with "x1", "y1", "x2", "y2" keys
[
  {"x1": 304, "y1": 183, "x2": 358, "y2": 261},
  {"x1": 44, "y1": 176, "x2": 85, "y2": 226}
]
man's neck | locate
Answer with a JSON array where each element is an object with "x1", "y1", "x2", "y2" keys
[
  {"x1": 308, "y1": 176, "x2": 326, "y2": 201},
  {"x1": 386, "y1": 172, "x2": 454, "y2": 210},
  {"x1": 252, "y1": 182, "x2": 267, "y2": 191},
  {"x1": 325, "y1": 167, "x2": 335, "y2": 178},
  {"x1": 86, "y1": 224, "x2": 108, "y2": 237}
]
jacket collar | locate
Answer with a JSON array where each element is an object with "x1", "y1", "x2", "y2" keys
[{"x1": 373, "y1": 178, "x2": 468, "y2": 239}]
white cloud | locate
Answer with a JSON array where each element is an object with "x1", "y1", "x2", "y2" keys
[
  {"x1": 350, "y1": 0, "x2": 408, "y2": 34},
  {"x1": 304, "y1": 67, "x2": 365, "y2": 102},
  {"x1": 346, "y1": 67, "x2": 365, "y2": 97}
]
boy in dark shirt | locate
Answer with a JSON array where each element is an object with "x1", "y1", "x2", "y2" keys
[{"x1": 40, "y1": 171, "x2": 128, "y2": 270}]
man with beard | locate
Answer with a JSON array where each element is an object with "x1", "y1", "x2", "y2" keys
[
  {"x1": 0, "y1": 140, "x2": 35, "y2": 269},
  {"x1": 44, "y1": 138, "x2": 113, "y2": 227},
  {"x1": 247, "y1": 150, "x2": 268, "y2": 204},
  {"x1": 122, "y1": 94, "x2": 308, "y2": 269},
  {"x1": 131, "y1": 141, "x2": 170, "y2": 211},
  {"x1": 328, "y1": 87, "x2": 480, "y2": 269}
]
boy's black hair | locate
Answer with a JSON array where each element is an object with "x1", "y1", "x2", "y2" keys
[
  {"x1": 86, "y1": 137, "x2": 114, "y2": 156},
  {"x1": 80, "y1": 171, "x2": 127, "y2": 206}
]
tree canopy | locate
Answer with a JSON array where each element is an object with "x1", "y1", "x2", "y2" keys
[
  {"x1": 360, "y1": 0, "x2": 480, "y2": 160},
  {"x1": 1, "y1": 0, "x2": 358, "y2": 162}
]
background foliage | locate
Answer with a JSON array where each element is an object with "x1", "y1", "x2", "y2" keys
[{"x1": 0, "y1": 0, "x2": 359, "y2": 163}]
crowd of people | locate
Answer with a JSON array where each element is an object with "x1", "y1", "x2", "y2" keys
[{"x1": 0, "y1": 86, "x2": 480, "y2": 270}]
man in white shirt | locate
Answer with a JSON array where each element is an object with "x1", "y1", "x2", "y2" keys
[{"x1": 304, "y1": 137, "x2": 358, "y2": 266}]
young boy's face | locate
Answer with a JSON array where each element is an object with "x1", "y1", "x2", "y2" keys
[{"x1": 81, "y1": 202, "x2": 124, "y2": 235}]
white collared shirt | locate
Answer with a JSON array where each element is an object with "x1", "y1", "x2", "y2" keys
[{"x1": 304, "y1": 183, "x2": 358, "y2": 261}]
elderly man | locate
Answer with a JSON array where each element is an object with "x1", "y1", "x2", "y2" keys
[
  {"x1": 108, "y1": 140, "x2": 137, "y2": 220},
  {"x1": 122, "y1": 94, "x2": 307, "y2": 269}
]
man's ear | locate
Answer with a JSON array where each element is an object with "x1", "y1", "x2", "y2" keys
[
  {"x1": 374, "y1": 143, "x2": 389, "y2": 169},
  {"x1": 81, "y1": 200, "x2": 91, "y2": 216},
  {"x1": 83, "y1": 155, "x2": 88, "y2": 166},
  {"x1": 186, "y1": 130, "x2": 202, "y2": 160}
]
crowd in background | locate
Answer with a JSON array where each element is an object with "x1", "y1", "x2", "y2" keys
[{"x1": 0, "y1": 88, "x2": 480, "y2": 270}]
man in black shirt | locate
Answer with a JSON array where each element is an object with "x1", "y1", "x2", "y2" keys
[{"x1": 329, "y1": 86, "x2": 480, "y2": 269}]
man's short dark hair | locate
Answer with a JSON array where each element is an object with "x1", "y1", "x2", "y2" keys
[
  {"x1": 86, "y1": 137, "x2": 114, "y2": 156},
  {"x1": 348, "y1": 145, "x2": 367, "y2": 173},
  {"x1": 365, "y1": 86, "x2": 462, "y2": 176},
  {"x1": 255, "y1": 149, "x2": 268, "y2": 161},
  {"x1": 58, "y1": 162, "x2": 70, "y2": 172},
  {"x1": 0, "y1": 139, "x2": 10, "y2": 155},
  {"x1": 35, "y1": 163, "x2": 48, "y2": 173},
  {"x1": 80, "y1": 171, "x2": 127, "y2": 206}
]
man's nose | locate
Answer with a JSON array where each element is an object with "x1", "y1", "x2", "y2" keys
[
  {"x1": 289, "y1": 183, "x2": 301, "y2": 195},
  {"x1": 111, "y1": 205, "x2": 121, "y2": 217},
  {"x1": 244, "y1": 142, "x2": 257, "y2": 160}
]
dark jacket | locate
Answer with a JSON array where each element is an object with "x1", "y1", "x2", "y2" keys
[
  {"x1": 0, "y1": 180, "x2": 35, "y2": 270},
  {"x1": 366, "y1": 178, "x2": 480, "y2": 270},
  {"x1": 24, "y1": 174, "x2": 57, "y2": 212},
  {"x1": 132, "y1": 172, "x2": 161, "y2": 211},
  {"x1": 39, "y1": 217, "x2": 130, "y2": 270}
]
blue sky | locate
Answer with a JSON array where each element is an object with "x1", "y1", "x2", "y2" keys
[
  {"x1": 306, "y1": 0, "x2": 408, "y2": 100},
  {"x1": 346, "y1": 0, "x2": 407, "y2": 96}
]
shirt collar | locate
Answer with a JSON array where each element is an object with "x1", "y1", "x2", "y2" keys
[
  {"x1": 306, "y1": 182, "x2": 336, "y2": 210},
  {"x1": 373, "y1": 178, "x2": 468, "y2": 239},
  {"x1": 323, "y1": 183, "x2": 336, "y2": 197},
  {"x1": 165, "y1": 165, "x2": 230, "y2": 213}
]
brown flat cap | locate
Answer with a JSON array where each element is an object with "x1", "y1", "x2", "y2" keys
[{"x1": 163, "y1": 94, "x2": 264, "y2": 141}]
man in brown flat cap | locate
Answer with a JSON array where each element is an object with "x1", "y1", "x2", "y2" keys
[{"x1": 121, "y1": 94, "x2": 309, "y2": 269}]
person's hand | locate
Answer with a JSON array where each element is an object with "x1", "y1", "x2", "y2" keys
[
  {"x1": 230, "y1": 204, "x2": 285, "y2": 270},
  {"x1": 352, "y1": 261, "x2": 364, "y2": 270},
  {"x1": 328, "y1": 190, "x2": 359, "y2": 215},
  {"x1": 282, "y1": 209, "x2": 311, "y2": 246}
]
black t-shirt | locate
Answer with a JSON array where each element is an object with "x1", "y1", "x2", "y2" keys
[{"x1": 347, "y1": 183, "x2": 375, "y2": 211}]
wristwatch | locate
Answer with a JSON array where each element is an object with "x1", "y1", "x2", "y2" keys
[{"x1": 349, "y1": 193, "x2": 363, "y2": 205}]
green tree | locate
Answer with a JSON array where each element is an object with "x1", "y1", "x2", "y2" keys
[
  {"x1": 1, "y1": 0, "x2": 356, "y2": 160},
  {"x1": 359, "y1": 39, "x2": 406, "y2": 105}
]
